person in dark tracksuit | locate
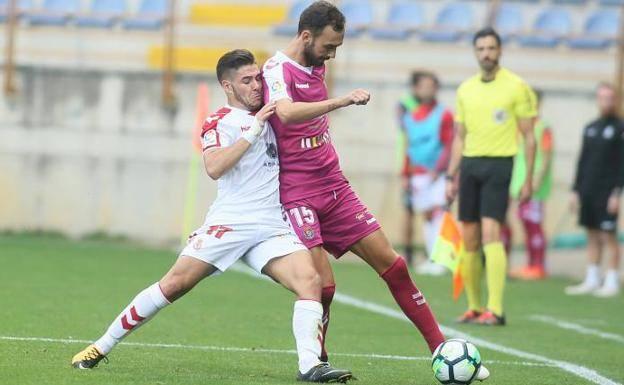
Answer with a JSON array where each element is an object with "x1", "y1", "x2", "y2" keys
[{"x1": 566, "y1": 82, "x2": 624, "y2": 298}]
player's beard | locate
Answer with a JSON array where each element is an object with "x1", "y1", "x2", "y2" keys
[
  {"x1": 303, "y1": 40, "x2": 325, "y2": 67},
  {"x1": 233, "y1": 86, "x2": 262, "y2": 112},
  {"x1": 479, "y1": 57, "x2": 499, "y2": 73}
]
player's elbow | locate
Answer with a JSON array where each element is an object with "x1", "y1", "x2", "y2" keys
[
  {"x1": 275, "y1": 107, "x2": 295, "y2": 125},
  {"x1": 204, "y1": 163, "x2": 223, "y2": 180}
]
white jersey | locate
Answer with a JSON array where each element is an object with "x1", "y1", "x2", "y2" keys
[{"x1": 200, "y1": 105, "x2": 280, "y2": 222}]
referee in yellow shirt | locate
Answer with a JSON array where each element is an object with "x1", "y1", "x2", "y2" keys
[{"x1": 446, "y1": 28, "x2": 537, "y2": 326}]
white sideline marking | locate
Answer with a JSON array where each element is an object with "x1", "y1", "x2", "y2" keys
[
  {"x1": 0, "y1": 335, "x2": 551, "y2": 367},
  {"x1": 231, "y1": 264, "x2": 622, "y2": 385},
  {"x1": 529, "y1": 315, "x2": 624, "y2": 345}
]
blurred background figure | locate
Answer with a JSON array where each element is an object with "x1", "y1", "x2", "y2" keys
[
  {"x1": 505, "y1": 89, "x2": 553, "y2": 280},
  {"x1": 398, "y1": 71, "x2": 453, "y2": 275},
  {"x1": 566, "y1": 82, "x2": 623, "y2": 298}
]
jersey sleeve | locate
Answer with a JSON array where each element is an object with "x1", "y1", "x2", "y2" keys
[
  {"x1": 200, "y1": 112, "x2": 235, "y2": 152},
  {"x1": 454, "y1": 87, "x2": 465, "y2": 124},
  {"x1": 263, "y1": 60, "x2": 292, "y2": 102},
  {"x1": 514, "y1": 82, "x2": 538, "y2": 120}
]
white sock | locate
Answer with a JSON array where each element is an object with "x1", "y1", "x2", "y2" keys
[
  {"x1": 604, "y1": 269, "x2": 620, "y2": 289},
  {"x1": 94, "y1": 282, "x2": 170, "y2": 354},
  {"x1": 585, "y1": 264, "x2": 600, "y2": 287},
  {"x1": 293, "y1": 300, "x2": 323, "y2": 374}
]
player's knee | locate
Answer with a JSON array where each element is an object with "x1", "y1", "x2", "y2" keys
[
  {"x1": 159, "y1": 275, "x2": 192, "y2": 302},
  {"x1": 293, "y1": 268, "x2": 322, "y2": 298}
]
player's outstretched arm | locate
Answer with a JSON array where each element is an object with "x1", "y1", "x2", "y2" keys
[
  {"x1": 275, "y1": 89, "x2": 370, "y2": 125},
  {"x1": 203, "y1": 102, "x2": 276, "y2": 180}
]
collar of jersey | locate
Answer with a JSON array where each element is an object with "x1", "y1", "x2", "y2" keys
[
  {"x1": 225, "y1": 104, "x2": 255, "y2": 116},
  {"x1": 276, "y1": 51, "x2": 314, "y2": 75}
]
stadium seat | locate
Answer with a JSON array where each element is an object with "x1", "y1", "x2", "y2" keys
[
  {"x1": 552, "y1": 0, "x2": 587, "y2": 5},
  {"x1": 273, "y1": 0, "x2": 312, "y2": 36},
  {"x1": 340, "y1": 0, "x2": 373, "y2": 38},
  {"x1": 494, "y1": 3, "x2": 524, "y2": 42},
  {"x1": 76, "y1": 0, "x2": 126, "y2": 29},
  {"x1": 518, "y1": 8, "x2": 572, "y2": 48},
  {"x1": 369, "y1": 2, "x2": 424, "y2": 41},
  {"x1": 122, "y1": 0, "x2": 166, "y2": 30},
  {"x1": 421, "y1": 3, "x2": 474, "y2": 43},
  {"x1": 599, "y1": 0, "x2": 624, "y2": 5},
  {"x1": 0, "y1": 0, "x2": 33, "y2": 22},
  {"x1": 568, "y1": 10, "x2": 619, "y2": 49},
  {"x1": 29, "y1": 0, "x2": 80, "y2": 26}
]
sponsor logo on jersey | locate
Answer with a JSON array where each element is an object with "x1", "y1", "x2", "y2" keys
[
  {"x1": 241, "y1": 125, "x2": 250, "y2": 132},
  {"x1": 493, "y1": 109, "x2": 508, "y2": 124},
  {"x1": 300, "y1": 131, "x2": 331, "y2": 149},
  {"x1": 266, "y1": 142, "x2": 278, "y2": 159},
  {"x1": 271, "y1": 80, "x2": 284, "y2": 93},
  {"x1": 295, "y1": 83, "x2": 310, "y2": 89},
  {"x1": 264, "y1": 59, "x2": 279, "y2": 70},
  {"x1": 366, "y1": 217, "x2": 377, "y2": 225},
  {"x1": 202, "y1": 129, "x2": 218, "y2": 148},
  {"x1": 356, "y1": 211, "x2": 365, "y2": 221}
]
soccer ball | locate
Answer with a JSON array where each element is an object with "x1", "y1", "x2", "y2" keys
[{"x1": 431, "y1": 339, "x2": 482, "y2": 385}]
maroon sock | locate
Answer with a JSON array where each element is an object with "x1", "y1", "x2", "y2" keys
[
  {"x1": 523, "y1": 220, "x2": 546, "y2": 268},
  {"x1": 501, "y1": 224, "x2": 512, "y2": 256},
  {"x1": 381, "y1": 257, "x2": 445, "y2": 352},
  {"x1": 319, "y1": 284, "x2": 335, "y2": 362}
]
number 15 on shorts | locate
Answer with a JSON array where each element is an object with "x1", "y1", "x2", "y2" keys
[{"x1": 289, "y1": 207, "x2": 315, "y2": 227}]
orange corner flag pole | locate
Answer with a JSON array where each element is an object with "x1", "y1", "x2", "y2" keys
[{"x1": 181, "y1": 83, "x2": 210, "y2": 245}]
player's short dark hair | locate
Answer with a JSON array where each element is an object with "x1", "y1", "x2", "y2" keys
[
  {"x1": 410, "y1": 70, "x2": 440, "y2": 87},
  {"x1": 298, "y1": 1, "x2": 345, "y2": 37},
  {"x1": 216, "y1": 49, "x2": 256, "y2": 82},
  {"x1": 473, "y1": 27, "x2": 502, "y2": 47}
]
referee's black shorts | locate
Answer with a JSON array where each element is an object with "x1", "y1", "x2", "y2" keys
[
  {"x1": 579, "y1": 190, "x2": 618, "y2": 232},
  {"x1": 458, "y1": 156, "x2": 513, "y2": 223}
]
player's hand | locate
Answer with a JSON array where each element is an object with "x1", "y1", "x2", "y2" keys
[
  {"x1": 445, "y1": 177, "x2": 458, "y2": 205},
  {"x1": 520, "y1": 181, "x2": 533, "y2": 202},
  {"x1": 607, "y1": 193, "x2": 620, "y2": 215},
  {"x1": 569, "y1": 192, "x2": 580, "y2": 212},
  {"x1": 341, "y1": 89, "x2": 370, "y2": 107},
  {"x1": 255, "y1": 101, "x2": 276, "y2": 125},
  {"x1": 242, "y1": 102, "x2": 275, "y2": 144}
]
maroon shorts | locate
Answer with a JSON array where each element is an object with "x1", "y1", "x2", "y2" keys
[{"x1": 283, "y1": 185, "x2": 381, "y2": 258}]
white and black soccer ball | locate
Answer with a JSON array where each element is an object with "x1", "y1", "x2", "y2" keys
[{"x1": 431, "y1": 339, "x2": 482, "y2": 385}]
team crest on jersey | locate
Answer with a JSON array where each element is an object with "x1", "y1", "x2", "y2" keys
[
  {"x1": 266, "y1": 143, "x2": 278, "y2": 159},
  {"x1": 604, "y1": 125, "x2": 614, "y2": 139},
  {"x1": 493, "y1": 109, "x2": 508, "y2": 124},
  {"x1": 302, "y1": 225, "x2": 315, "y2": 240},
  {"x1": 356, "y1": 211, "x2": 366, "y2": 221}
]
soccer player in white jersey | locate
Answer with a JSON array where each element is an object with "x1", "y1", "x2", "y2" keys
[{"x1": 71, "y1": 49, "x2": 352, "y2": 383}]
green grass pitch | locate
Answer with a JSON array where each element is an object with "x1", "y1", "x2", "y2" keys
[{"x1": 1, "y1": 234, "x2": 622, "y2": 385}]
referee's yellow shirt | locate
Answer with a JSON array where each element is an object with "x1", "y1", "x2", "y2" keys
[{"x1": 455, "y1": 67, "x2": 537, "y2": 157}]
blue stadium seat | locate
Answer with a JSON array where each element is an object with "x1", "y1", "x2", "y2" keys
[
  {"x1": 122, "y1": 0, "x2": 166, "y2": 30},
  {"x1": 76, "y1": 0, "x2": 126, "y2": 29},
  {"x1": 494, "y1": 3, "x2": 524, "y2": 42},
  {"x1": 518, "y1": 8, "x2": 572, "y2": 48},
  {"x1": 29, "y1": 0, "x2": 80, "y2": 26},
  {"x1": 600, "y1": 0, "x2": 624, "y2": 5},
  {"x1": 568, "y1": 10, "x2": 619, "y2": 49},
  {"x1": 273, "y1": 0, "x2": 312, "y2": 37},
  {"x1": 369, "y1": 2, "x2": 424, "y2": 41},
  {"x1": 340, "y1": 0, "x2": 373, "y2": 38},
  {"x1": 552, "y1": 0, "x2": 587, "y2": 5},
  {"x1": 0, "y1": 0, "x2": 33, "y2": 22},
  {"x1": 421, "y1": 3, "x2": 474, "y2": 43}
]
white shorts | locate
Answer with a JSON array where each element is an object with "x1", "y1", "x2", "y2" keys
[
  {"x1": 409, "y1": 174, "x2": 446, "y2": 212},
  {"x1": 180, "y1": 214, "x2": 307, "y2": 274}
]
